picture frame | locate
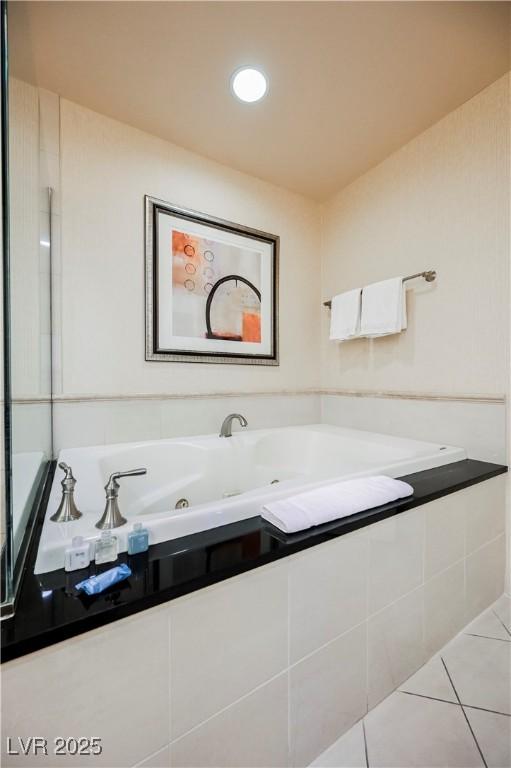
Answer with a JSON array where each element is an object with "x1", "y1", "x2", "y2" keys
[{"x1": 145, "y1": 195, "x2": 279, "y2": 365}]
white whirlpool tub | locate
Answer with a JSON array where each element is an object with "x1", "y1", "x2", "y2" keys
[{"x1": 35, "y1": 424, "x2": 466, "y2": 573}]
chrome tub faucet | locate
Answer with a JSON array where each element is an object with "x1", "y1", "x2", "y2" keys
[
  {"x1": 219, "y1": 413, "x2": 248, "y2": 438},
  {"x1": 50, "y1": 462, "x2": 82, "y2": 523},
  {"x1": 95, "y1": 468, "x2": 147, "y2": 529}
]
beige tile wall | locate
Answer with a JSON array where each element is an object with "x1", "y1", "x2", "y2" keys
[
  {"x1": 51, "y1": 392, "x2": 321, "y2": 452},
  {"x1": 1, "y1": 475, "x2": 506, "y2": 768},
  {"x1": 321, "y1": 393, "x2": 507, "y2": 464},
  {"x1": 320, "y1": 75, "x2": 509, "y2": 400}
]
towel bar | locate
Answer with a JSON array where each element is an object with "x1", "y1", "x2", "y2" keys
[{"x1": 323, "y1": 270, "x2": 436, "y2": 308}]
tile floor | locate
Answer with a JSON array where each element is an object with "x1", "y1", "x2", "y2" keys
[{"x1": 311, "y1": 595, "x2": 511, "y2": 768}]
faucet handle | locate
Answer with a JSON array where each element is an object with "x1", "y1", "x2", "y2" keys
[
  {"x1": 106, "y1": 467, "x2": 146, "y2": 483},
  {"x1": 58, "y1": 461, "x2": 77, "y2": 492},
  {"x1": 97, "y1": 468, "x2": 147, "y2": 530},
  {"x1": 58, "y1": 461, "x2": 74, "y2": 479},
  {"x1": 51, "y1": 463, "x2": 81, "y2": 522},
  {"x1": 104, "y1": 468, "x2": 147, "y2": 495},
  {"x1": 115, "y1": 468, "x2": 147, "y2": 477}
]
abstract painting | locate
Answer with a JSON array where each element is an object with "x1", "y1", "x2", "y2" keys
[{"x1": 145, "y1": 196, "x2": 278, "y2": 364}]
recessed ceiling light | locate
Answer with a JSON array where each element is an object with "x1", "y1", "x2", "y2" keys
[{"x1": 231, "y1": 67, "x2": 268, "y2": 103}]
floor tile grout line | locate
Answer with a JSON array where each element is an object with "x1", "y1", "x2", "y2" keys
[
  {"x1": 463, "y1": 703, "x2": 511, "y2": 718},
  {"x1": 400, "y1": 689, "x2": 511, "y2": 718},
  {"x1": 460, "y1": 704, "x2": 489, "y2": 768},
  {"x1": 362, "y1": 720, "x2": 369, "y2": 768},
  {"x1": 400, "y1": 690, "x2": 460, "y2": 707},
  {"x1": 441, "y1": 657, "x2": 488, "y2": 768},
  {"x1": 439, "y1": 656, "x2": 462, "y2": 703},
  {"x1": 464, "y1": 631, "x2": 511, "y2": 643},
  {"x1": 492, "y1": 609, "x2": 511, "y2": 638}
]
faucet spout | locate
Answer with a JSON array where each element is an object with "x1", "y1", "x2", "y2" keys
[{"x1": 219, "y1": 413, "x2": 248, "y2": 438}]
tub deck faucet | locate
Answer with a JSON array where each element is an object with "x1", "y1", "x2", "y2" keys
[
  {"x1": 50, "y1": 462, "x2": 82, "y2": 523},
  {"x1": 95, "y1": 468, "x2": 147, "y2": 529},
  {"x1": 219, "y1": 413, "x2": 248, "y2": 438}
]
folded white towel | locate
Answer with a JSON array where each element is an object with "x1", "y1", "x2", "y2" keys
[
  {"x1": 360, "y1": 278, "x2": 407, "y2": 337},
  {"x1": 329, "y1": 289, "x2": 362, "y2": 341},
  {"x1": 261, "y1": 475, "x2": 413, "y2": 534}
]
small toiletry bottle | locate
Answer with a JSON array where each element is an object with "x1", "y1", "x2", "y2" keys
[
  {"x1": 127, "y1": 522, "x2": 149, "y2": 555},
  {"x1": 64, "y1": 536, "x2": 91, "y2": 572},
  {"x1": 94, "y1": 531, "x2": 118, "y2": 565}
]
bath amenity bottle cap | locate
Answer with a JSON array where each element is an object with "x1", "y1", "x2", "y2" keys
[
  {"x1": 133, "y1": 522, "x2": 142, "y2": 531},
  {"x1": 71, "y1": 536, "x2": 84, "y2": 547}
]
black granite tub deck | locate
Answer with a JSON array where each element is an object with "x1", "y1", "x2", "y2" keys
[{"x1": 1, "y1": 458, "x2": 506, "y2": 662}]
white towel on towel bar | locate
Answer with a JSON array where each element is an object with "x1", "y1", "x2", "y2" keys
[
  {"x1": 261, "y1": 475, "x2": 414, "y2": 534},
  {"x1": 329, "y1": 288, "x2": 362, "y2": 341},
  {"x1": 360, "y1": 277, "x2": 407, "y2": 337}
]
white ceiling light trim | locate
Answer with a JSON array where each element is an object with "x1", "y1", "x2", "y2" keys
[{"x1": 231, "y1": 67, "x2": 268, "y2": 103}]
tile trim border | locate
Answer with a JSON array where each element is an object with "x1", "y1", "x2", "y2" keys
[
  {"x1": 320, "y1": 389, "x2": 505, "y2": 405},
  {"x1": 12, "y1": 389, "x2": 506, "y2": 405}
]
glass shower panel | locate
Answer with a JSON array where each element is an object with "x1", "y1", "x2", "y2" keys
[{"x1": 1, "y1": 0, "x2": 53, "y2": 614}]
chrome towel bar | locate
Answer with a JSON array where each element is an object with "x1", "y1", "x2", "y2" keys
[{"x1": 323, "y1": 270, "x2": 436, "y2": 308}]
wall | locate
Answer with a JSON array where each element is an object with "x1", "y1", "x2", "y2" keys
[
  {"x1": 319, "y1": 74, "x2": 509, "y2": 463},
  {"x1": 46, "y1": 97, "x2": 321, "y2": 449},
  {"x1": 321, "y1": 74, "x2": 509, "y2": 397},
  {"x1": 58, "y1": 97, "x2": 320, "y2": 397},
  {"x1": 40, "y1": 77, "x2": 508, "y2": 461},
  {"x1": 321, "y1": 393, "x2": 506, "y2": 464},
  {"x1": 52, "y1": 76, "x2": 511, "y2": 455},
  {"x1": 2, "y1": 476, "x2": 506, "y2": 768}
]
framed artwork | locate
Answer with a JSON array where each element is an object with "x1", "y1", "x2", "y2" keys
[{"x1": 145, "y1": 196, "x2": 279, "y2": 365}]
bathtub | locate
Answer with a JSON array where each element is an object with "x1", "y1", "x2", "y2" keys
[{"x1": 34, "y1": 424, "x2": 466, "y2": 573}]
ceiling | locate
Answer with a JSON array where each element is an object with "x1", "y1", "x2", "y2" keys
[{"x1": 9, "y1": 1, "x2": 511, "y2": 201}]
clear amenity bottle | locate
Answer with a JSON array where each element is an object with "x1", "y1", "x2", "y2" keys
[{"x1": 94, "y1": 530, "x2": 118, "y2": 565}]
